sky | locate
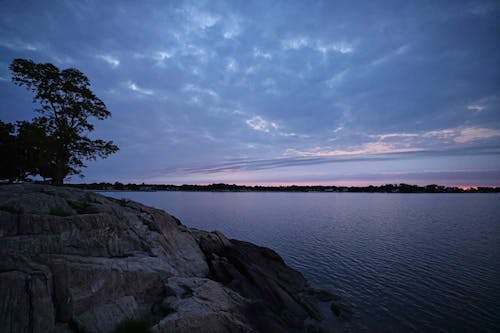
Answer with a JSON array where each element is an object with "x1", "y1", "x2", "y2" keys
[{"x1": 0, "y1": 0, "x2": 499, "y2": 186}]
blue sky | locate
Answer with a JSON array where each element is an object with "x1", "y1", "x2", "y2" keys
[{"x1": 1, "y1": 0, "x2": 499, "y2": 186}]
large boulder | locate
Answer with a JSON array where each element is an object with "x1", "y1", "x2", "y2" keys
[
  {"x1": 192, "y1": 229, "x2": 345, "y2": 332},
  {"x1": 151, "y1": 277, "x2": 256, "y2": 333},
  {"x1": 0, "y1": 184, "x2": 343, "y2": 332}
]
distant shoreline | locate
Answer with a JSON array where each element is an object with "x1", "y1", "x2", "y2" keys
[
  {"x1": 94, "y1": 189, "x2": 499, "y2": 194},
  {"x1": 63, "y1": 182, "x2": 499, "y2": 193}
]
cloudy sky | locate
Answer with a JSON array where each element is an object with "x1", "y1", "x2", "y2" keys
[{"x1": 1, "y1": 0, "x2": 499, "y2": 186}]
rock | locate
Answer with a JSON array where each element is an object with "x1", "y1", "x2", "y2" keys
[
  {"x1": 304, "y1": 289, "x2": 341, "y2": 302},
  {"x1": 74, "y1": 295, "x2": 139, "y2": 333},
  {"x1": 330, "y1": 301, "x2": 353, "y2": 321},
  {"x1": 0, "y1": 253, "x2": 56, "y2": 333},
  {"x1": 0, "y1": 184, "x2": 341, "y2": 332},
  {"x1": 152, "y1": 277, "x2": 256, "y2": 333},
  {"x1": 192, "y1": 229, "x2": 340, "y2": 332}
]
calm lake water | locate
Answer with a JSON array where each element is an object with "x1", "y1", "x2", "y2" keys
[{"x1": 103, "y1": 191, "x2": 500, "y2": 332}]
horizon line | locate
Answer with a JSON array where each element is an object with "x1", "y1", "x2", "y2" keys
[{"x1": 65, "y1": 181, "x2": 499, "y2": 189}]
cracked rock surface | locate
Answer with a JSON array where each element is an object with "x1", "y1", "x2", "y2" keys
[{"x1": 0, "y1": 184, "x2": 343, "y2": 332}]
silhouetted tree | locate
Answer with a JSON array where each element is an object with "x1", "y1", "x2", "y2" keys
[
  {"x1": 9, "y1": 59, "x2": 118, "y2": 184},
  {"x1": 15, "y1": 120, "x2": 58, "y2": 180},
  {"x1": 1, "y1": 120, "x2": 61, "y2": 182},
  {"x1": 0, "y1": 120, "x2": 22, "y2": 182}
]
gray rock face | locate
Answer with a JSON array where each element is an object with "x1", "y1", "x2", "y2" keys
[
  {"x1": 192, "y1": 229, "x2": 345, "y2": 332},
  {"x1": 0, "y1": 185, "x2": 343, "y2": 332}
]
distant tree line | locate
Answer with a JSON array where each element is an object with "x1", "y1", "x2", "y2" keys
[
  {"x1": 0, "y1": 59, "x2": 118, "y2": 184},
  {"x1": 62, "y1": 182, "x2": 500, "y2": 193}
]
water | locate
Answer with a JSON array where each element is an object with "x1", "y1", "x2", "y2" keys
[{"x1": 102, "y1": 191, "x2": 500, "y2": 332}]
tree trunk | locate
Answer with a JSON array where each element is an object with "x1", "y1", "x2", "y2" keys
[
  {"x1": 51, "y1": 177, "x2": 64, "y2": 185},
  {"x1": 51, "y1": 146, "x2": 68, "y2": 185},
  {"x1": 51, "y1": 165, "x2": 65, "y2": 185}
]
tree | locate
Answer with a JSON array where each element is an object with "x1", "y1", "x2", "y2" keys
[
  {"x1": 15, "y1": 120, "x2": 59, "y2": 180},
  {"x1": 0, "y1": 120, "x2": 22, "y2": 182},
  {"x1": 9, "y1": 59, "x2": 118, "y2": 184},
  {"x1": 1, "y1": 119, "x2": 56, "y2": 182}
]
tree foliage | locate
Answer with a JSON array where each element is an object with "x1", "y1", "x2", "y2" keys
[
  {"x1": 0, "y1": 120, "x2": 21, "y2": 181},
  {"x1": 1, "y1": 59, "x2": 118, "y2": 184}
]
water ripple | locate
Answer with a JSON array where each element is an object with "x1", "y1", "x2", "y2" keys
[{"x1": 103, "y1": 192, "x2": 500, "y2": 333}]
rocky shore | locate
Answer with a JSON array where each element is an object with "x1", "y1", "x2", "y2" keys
[{"x1": 0, "y1": 185, "x2": 347, "y2": 332}]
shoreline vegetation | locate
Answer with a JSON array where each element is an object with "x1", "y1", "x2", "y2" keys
[{"x1": 55, "y1": 182, "x2": 500, "y2": 193}]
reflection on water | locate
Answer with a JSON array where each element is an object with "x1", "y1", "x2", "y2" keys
[{"x1": 103, "y1": 191, "x2": 500, "y2": 333}]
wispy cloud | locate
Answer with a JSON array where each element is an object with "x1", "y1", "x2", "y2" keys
[
  {"x1": 153, "y1": 51, "x2": 174, "y2": 65},
  {"x1": 183, "y1": 83, "x2": 218, "y2": 98},
  {"x1": 253, "y1": 47, "x2": 272, "y2": 59},
  {"x1": 283, "y1": 126, "x2": 500, "y2": 160},
  {"x1": 315, "y1": 41, "x2": 354, "y2": 55},
  {"x1": 325, "y1": 69, "x2": 348, "y2": 88},
  {"x1": 245, "y1": 115, "x2": 278, "y2": 132},
  {"x1": 0, "y1": 39, "x2": 39, "y2": 51},
  {"x1": 282, "y1": 37, "x2": 354, "y2": 55},
  {"x1": 183, "y1": 6, "x2": 220, "y2": 30},
  {"x1": 48, "y1": 54, "x2": 74, "y2": 65},
  {"x1": 454, "y1": 127, "x2": 500, "y2": 143},
  {"x1": 278, "y1": 132, "x2": 310, "y2": 139},
  {"x1": 146, "y1": 43, "x2": 211, "y2": 63},
  {"x1": 163, "y1": 146, "x2": 500, "y2": 177},
  {"x1": 244, "y1": 115, "x2": 310, "y2": 139},
  {"x1": 373, "y1": 127, "x2": 500, "y2": 144},
  {"x1": 421, "y1": 129, "x2": 456, "y2": 139},
  {"x1": 166, "y1": 155, "x2": 368, "y2": 175},
  {"x1": 0, "y1": 39, "x2": 74, "y2": 65},
  {"x1": 374, "y1": 132, "x2": 419, "y2": 140},
  {"x1": 97, "y1": 54, "x2": 120, "y2": 68},
  {"x1": 282, "y1": 36, "x2": 310, "y2": 50},
  {"x1": 128, "y1": 81, "x2": 154, "y2": 95},
  {"x1": 466, "y1": 95, "x2": 497, "y2": 113},
  {"x1": 370, "y1": 44, "x2": 410, "y2": 66},
  {"x1": 285, "y1": 142, "x2": 423, "y2": 158},
  {"x1": 467, "y1": 104, "x2": 485, "y2": 112}
]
